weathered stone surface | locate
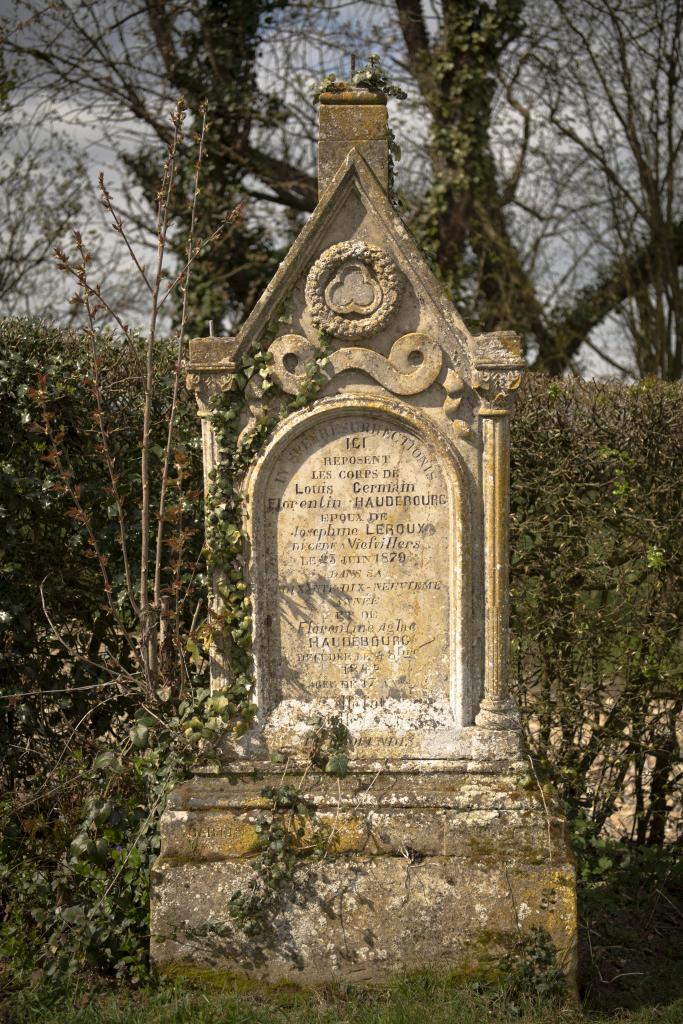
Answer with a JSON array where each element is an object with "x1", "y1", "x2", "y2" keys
[
  {"x1": 168, "y1": 762, "x2": 542, "y2": 811},
  {"x1": 152, "y1": 767, "x2": 576, "y2": 984},
  {"x1": 247, "y1": 399, "x2": 474, "y2": 757},
  {"x1": 155, "y1": 80, "x2": 577, "y2": 989},
  {"x1": 160, "y1": 801, "x2": 567, "y2": 863},
  {"x1": 152, "y1": 845, "x2": 576, "y2": 986},
  {"x1": 154, "y1": 758, "x2": 575, "y2": 983},
  {"x1": 318, "y1": 90, "x2": 389, "y2": 194}
]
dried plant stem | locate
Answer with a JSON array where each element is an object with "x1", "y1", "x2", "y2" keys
[
  {"x1": 98, "y1": 173, "x2": 153, "y2": 294},
  {"x1": 139, "y1": 100, "x2": 185, "y2": 686},
  {"x1": 39, "y1": 579, "x2": 136, "y2": 682},
  {"x1": 81, "y1": 280, "x2": 139, "y2": 619},
  {"x1": 153, "y1": 102, "x2": 207, "y2": 617},
  {"x1": 50, "y1": 96, "x2": 232, "y2": 700}
]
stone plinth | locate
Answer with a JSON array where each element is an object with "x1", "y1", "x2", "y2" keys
[
  {"x1": 318, "y1": 89, "x2": 389, "y2": 195},
  {"x1": 151, "y1": 761, "x2": 576, "y2": 985}
]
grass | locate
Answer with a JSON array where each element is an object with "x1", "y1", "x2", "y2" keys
[
  {"x1": 3, "y1": 850, "x2": 682, "y2": 1024},
  {"x1": 6, "y1": 974, "x2": 683, "y2": 1024}
]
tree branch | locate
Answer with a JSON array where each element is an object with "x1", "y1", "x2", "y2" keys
[
  {"x1": 536, "y1": 220, "x2": 683, "y2": 373},
  {"x1": 395, "y1": 0, "x2": 433, "y2": 97}
]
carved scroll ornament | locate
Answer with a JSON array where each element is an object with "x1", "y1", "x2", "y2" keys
[
  {"x1": 442, "y1": 367, "x2": 470, "y2": 436},
  {"x1": 269, "y1": 332, "x2": 442, "y2": 396}
]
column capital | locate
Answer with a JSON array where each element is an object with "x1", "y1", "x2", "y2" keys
[
  {"x1": 472, "y1": 366, "x2": 524, "y2": 413},
  {"x1": 186, "y1": 336, "x2": 240, "y2": 417},
  {"x1": 471, "y1": 330, "x2": 525, "y2": 413}
]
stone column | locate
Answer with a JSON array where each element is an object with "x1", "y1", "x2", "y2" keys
[
  {"x1": 474, "y1": 363, "x2": 524, "y2": 730},
  {"x1": 186, "y1": 336, "x2": 240, "y2": 691}
]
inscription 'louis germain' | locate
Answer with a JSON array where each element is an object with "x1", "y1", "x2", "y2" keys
[{"x1": 261, "y1": 415, "x2": 452, "y2": 709}]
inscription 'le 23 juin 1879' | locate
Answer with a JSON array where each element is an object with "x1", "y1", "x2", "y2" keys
[{"x1": 261, "y1": 415, "x2": 453, "y2": 714}]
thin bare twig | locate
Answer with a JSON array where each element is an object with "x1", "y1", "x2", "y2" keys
[
  {"x1": 139, "y1": 99, "x2": 185, "y2": 683},
  {"x1": 153, "y1": 101, "x2": 208, "y2": 619}
]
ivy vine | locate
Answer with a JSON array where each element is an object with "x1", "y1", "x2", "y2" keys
[
  {"x1": 203, "y1": 322, "x2": 330, "y2": 693},
  {"x1": 312, "y1": 54, "x2": 407, "y2": 103},
  {"x1": 227, "y1": 784, "x2": 325, "y2": 936},
  {"x1": 228, "y1": 714, "x2": 351, "y2": 936},
  {"x1": 307, "y1": 713, "x2": 351, "y2": 778},
  {"x1": 199, "y1": 302, "x2": 355, "y2": 935}
]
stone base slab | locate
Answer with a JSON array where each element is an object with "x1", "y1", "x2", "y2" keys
[
  {"x1": 236, "y1": 724, "x2": 525, "y2": 765},
  {"x1": 151, "y1": 763, "x2": 577, "y2": 987}
]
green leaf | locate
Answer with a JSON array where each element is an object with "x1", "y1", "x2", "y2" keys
[
  {"x1": 92, "y1": 751, "x2": 121, "y2": 772},
  {"x1": 130, "y1": 723, "x2": 149, "y2": 750},
  {"x1": 325, "y1": 753, "x2": 349, "y2": 777}
]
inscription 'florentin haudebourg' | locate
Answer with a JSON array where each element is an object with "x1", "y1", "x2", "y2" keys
[{"x1": 151, "y1": 79, "x2": 578, "y2": 987}]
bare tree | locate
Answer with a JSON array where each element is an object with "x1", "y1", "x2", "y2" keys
[
  {"x1": 523, "y1": 0, "x2": 683, "y2": 377},
  {"x1": 0, "y1": 85, "x2": 87, "y2": 316},
  {"x1": 3, "y1": 0, "x2": 682, "y2": 376}
]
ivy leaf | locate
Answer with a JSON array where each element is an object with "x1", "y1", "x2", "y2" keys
[
  {"x1": 92, "y1": 751, "x2": 121, "y2": 773},
  {"x1": 130, "y1": 723, "x2": 149, "y2": 750},
  {"x1": 325, "y1": 753, "x2": 349, "y2": 777}
]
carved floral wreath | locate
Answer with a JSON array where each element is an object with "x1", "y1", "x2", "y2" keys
[{"x1": 305, "y1": 241, "x2": 400, "y2": 339}]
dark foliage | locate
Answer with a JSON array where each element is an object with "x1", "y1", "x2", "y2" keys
[
  {"x1": 0, "y1": 318, "x2": 210, "y2": 983},
  {"x1": 511, "y1": 376, "x2": 683, "y2": 847}
]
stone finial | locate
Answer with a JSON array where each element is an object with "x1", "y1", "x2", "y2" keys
[{"x1": 318, "y1": 87, "x2": 388, "y2": 196}]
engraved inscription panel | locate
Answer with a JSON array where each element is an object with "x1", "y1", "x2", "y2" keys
[{"x1": 262, "y1": 415, "x2": 452, "y2": 713}]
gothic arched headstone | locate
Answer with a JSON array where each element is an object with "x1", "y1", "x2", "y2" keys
[{"x1": 151, "y1": 83, "x2": 577, "y2": 988}]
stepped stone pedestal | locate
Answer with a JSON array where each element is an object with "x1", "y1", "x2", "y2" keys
[{"x1": 152, "y1": 756, "x2": 576, "y2": 984}]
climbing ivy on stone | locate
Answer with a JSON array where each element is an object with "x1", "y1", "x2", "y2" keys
[
  {"x1": 227, "y1": 714, "x2": 351, "y2": 936},
  {"x1": 203, "y1": 327, "x2": 330, "y2": 690}
]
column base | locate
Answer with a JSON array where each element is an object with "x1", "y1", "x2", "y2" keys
[{"x1": 475, "y1": 698, "x2": 520, "y2": 731}]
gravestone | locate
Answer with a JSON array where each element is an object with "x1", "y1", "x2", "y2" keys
[{"x1": 151, "y1": 84, "x2": 577, "y2": 985}]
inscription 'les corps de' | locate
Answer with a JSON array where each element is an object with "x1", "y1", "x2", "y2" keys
[{"x1": 262, "y1": 417, "x2": 452, "y2": 709}]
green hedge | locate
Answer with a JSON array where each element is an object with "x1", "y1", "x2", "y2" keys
[
  {"x1": 0, "y1": 317, "x2": 205, "y2": 773},
  {"x1": 511, "y1": 376, "x2": 682, "y2": 848},
  {"x1": 0, "y1": 319, "x2": 206, "y2": 982}
]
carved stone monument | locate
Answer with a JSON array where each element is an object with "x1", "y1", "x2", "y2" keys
[{"x1": 151, "y1": 85, "x2": 577, "y2": 985}]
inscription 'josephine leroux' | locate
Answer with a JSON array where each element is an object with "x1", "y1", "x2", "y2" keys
[{"x1": 262, "y1": 417, "x2": 451, "y2": 710}]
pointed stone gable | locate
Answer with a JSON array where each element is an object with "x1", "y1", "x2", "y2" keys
[{"x1": 233, "y1": 147, "x2": 472, "y2": 370}]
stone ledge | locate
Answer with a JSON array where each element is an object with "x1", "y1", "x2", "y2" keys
[
  {"x1": 159, "y1": 804, "x2": 571, "y2": 864},
  {"x1": 167, "y1": 763, "x2": 549, "y2": 813}
]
